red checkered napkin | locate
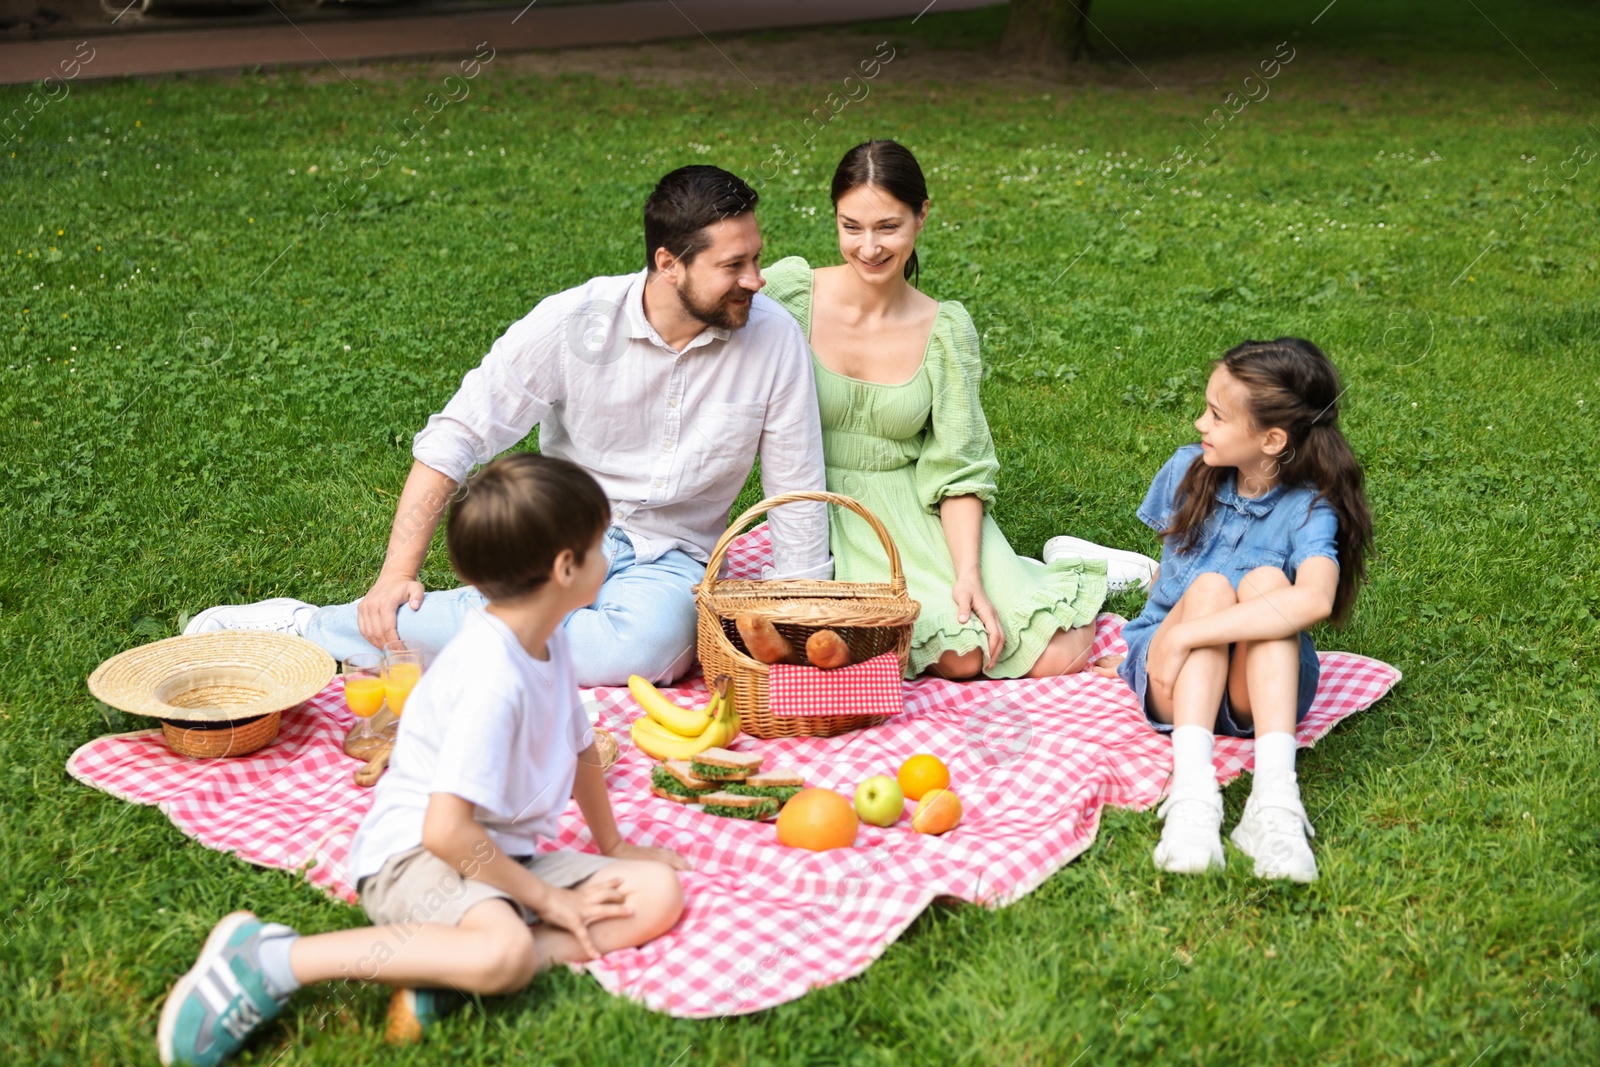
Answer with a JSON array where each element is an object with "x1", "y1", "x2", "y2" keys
[{"x1": 767, "y1": 652, "x2": 903, "y2": 718}]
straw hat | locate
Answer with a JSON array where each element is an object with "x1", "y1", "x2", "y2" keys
[{"x1": 88, "y1": 631, "x2": 336, "y2": 724}]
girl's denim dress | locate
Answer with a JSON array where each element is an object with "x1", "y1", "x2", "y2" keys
[{"x1": 1118, "y1": 445, "x2": 1340, "y2": 737}]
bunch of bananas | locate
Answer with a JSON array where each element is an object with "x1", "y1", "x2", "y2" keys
[{"x1": 628, "y1": 674, "x2": 738, "y2": 761}]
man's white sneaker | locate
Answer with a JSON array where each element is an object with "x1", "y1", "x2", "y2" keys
[
  {"x1": 1230, "y1": 778, "x2": 1318, "y2": 883},
  {"x1": 1042, "y1": 535, "x2": 1158, "y2": 593},
  {"x1": 182, "y1": 597, "x2": 317, "y2": 638},
  {"x1": 1152, "y1": 787, "x2": 1226, "y2": 875}
]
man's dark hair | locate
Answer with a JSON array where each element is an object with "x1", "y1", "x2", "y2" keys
[
  {"x1": 446, "y1": 453, "x2": 610, "y2": 601},
  {"x1": 644, "y1": 166, "x2": 759, "y2": 272}
]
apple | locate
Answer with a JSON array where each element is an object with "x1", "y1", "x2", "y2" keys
[{"x1": 854, "y1": 775, "x2": 905, "y2": 827}]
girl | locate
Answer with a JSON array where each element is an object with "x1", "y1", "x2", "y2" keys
[{"x1": 1102, "y1": 338, "x2": 1371, "y2": 882}]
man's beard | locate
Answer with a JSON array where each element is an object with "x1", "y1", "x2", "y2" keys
[{"x1": 677, "y1": 275, "x2": 754, "y2": 331}]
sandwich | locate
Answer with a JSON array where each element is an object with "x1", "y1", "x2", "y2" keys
[
  {"x1": 698, "y1": 791, "x2": 780, "y2": 821},
  {"x1": 724, "y1": 766, "x2": 804, "y2": 805},
  {"x1": 649, "y1": 760, "x2": 718, "y2": 804},
  {"x1": 689, "y1": 747, "x2": 765, "y2": 782}
]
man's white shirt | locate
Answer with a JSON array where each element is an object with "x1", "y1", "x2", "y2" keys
[{"x1": 412, "y1": 269, "x2": 831, "y2": 579}]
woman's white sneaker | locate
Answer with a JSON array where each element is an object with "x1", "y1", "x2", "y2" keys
[
  {"x1": 1230, "y1": 778, "x2": 1318, "y2": 883},
  {"x1": 1042, "y1": 536, "x2": 1158, "y2": 592},
  {"x1": 1152, "y1": 787, "x2": 1226, "y2": 874},
  {"x1": 182, "y1": 598, "x2": 317, "y2": 637}
]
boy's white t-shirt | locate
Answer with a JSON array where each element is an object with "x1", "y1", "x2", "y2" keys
[{"x1": 350, "y1": 609, "x2": 594, "y2": 883}]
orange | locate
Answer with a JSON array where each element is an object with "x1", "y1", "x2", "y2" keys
[
  {"x1": 897, "y1": 754, "x2": 950, "y2": 801},
  {"x1": 775, "y1": 788, "x2": 859, "y2": 851},
  {"x1": 911, "y1": 788, "x2": 963, "y2": 835}
]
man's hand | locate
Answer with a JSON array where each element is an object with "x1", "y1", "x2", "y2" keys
[
  {"x1": 603, "y1": 840, "x2": 691, "y2": 871},
  {"x1": 357, "y1": 572, "x2": 426, "y2": 649},
  {"x1": 533, "y1": 877, "x2": 633, "y2": 961},
  {"x1": 951, "y1": 575, "x2": 1004, "y2": 669}
]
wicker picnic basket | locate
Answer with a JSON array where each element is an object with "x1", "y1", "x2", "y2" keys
[{"x1": 695, "y1": 491, "x2": 920, "y2": 739}]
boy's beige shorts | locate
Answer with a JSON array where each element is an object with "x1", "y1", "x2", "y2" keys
[{"x1": 359, "y1": 844, "x2": 616, "y2": 926}]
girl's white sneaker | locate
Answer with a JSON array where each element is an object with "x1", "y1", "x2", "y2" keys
[
  {"x1": 1230, "y1": 777, "x2": 1319, "y2": 883},
  {"x1": 1042, "y1": 535, "x2": 1158, "y2": 592},
  {"x1": 1152, "y1": 787, "x2": 1226, "y2": 874}
]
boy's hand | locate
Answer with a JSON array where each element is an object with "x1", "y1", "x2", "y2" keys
[
  {"x1": 536, "y1": 877, "x2": 632, "y2": 961},
  {"x1": 603, "y1": 841, "x2": 691, "y2": 871}
]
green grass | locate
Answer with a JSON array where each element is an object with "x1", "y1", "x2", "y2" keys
[{"x1": 4, "y1": 0, "x2": 1600, "y2": 1063}]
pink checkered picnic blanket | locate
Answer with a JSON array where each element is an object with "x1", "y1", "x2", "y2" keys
[{"x1": 67, "y1": 525, "x2": 1400, "y2": 1018}]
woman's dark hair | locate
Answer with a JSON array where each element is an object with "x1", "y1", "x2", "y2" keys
[
  {"x1": 447, "y1": 453, "x2": 611, "y2": 601},
  {"x1": 1163, "y1": 337, "x2": 1373, "y2": 626},
  {"x1": 830, "y1": 140, "x2": 929, "y2": 287},
  {"x1": 643, "y1": 165, "x2": 759, "y2": 272}
]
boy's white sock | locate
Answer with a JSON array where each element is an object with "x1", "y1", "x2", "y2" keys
[
  {"x1": 1169, "y1": 724, "x2": 1218, "y2": 794},
  {"x1": 1253, "y1": 730, "x2": 1298, "y2": 784},
  {"x1": 257, "y1": 931, "x2": 303, "y2": 1002}
]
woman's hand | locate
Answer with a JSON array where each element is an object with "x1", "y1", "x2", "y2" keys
[
  {"x1": 952, "y1": 575, "x2": 1004, "y2": 669},
  {"x1": 533, "y1": 877, "x2": 633, "y2": 961},
  {"x1": 602, "y1": 840, "x2": 691, "y2": 871}
]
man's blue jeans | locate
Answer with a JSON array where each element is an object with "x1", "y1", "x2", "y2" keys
[{"x1": 302, "y1": 528, "x2": 703, "y2": 687}]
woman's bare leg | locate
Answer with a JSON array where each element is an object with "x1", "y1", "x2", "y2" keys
[
  {"x1": 1025, "y1": 624, "x2": 1096, "y2": 678},
  {"x1": 926, "y1": 647, "x2": 985, "y2": 680}
]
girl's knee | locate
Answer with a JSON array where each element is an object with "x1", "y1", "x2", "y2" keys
[
  {"x1": 1237, "y1": 566, "x2": 1291, "y2": 598},
  {"x1": 1186, "y1": 572, "x2": 1238, "y2": 608}
]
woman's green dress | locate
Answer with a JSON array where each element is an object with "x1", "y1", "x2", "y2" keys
[{"x1": 763, "y1": 256, "x2": 1107, "y2": 678}]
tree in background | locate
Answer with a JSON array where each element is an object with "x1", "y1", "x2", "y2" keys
[{"x1": 1000, "y1": 0, "x2": 1093, "y2": 68}]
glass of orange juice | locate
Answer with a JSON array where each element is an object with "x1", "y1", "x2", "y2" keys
[
  {"x1": 382, "y1": 642, "x2": 425, "y2": 721},
  {"x1": 342, "y1": 653, "x2": 387, "y2": 759}
]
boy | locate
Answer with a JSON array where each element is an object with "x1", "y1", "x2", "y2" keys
[{"x1": 159, "y1": 454, "x2": 689, "y2": 1066}]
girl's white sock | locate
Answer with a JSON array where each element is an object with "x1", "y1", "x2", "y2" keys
[
  {"x1": 1254, "y1": 730, "x2": 1298, "y2": 784},
  {"x1": 1169, "y1": 724, "x2": 1218, "y2": 794}
]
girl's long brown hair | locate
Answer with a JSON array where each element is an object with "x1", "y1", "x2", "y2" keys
[{"x1": 1163, "y1": 337, "x2": 1372, "y2": 625}]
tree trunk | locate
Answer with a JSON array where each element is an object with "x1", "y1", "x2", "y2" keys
[{"x1": 999, "y1": 0, "x2": 1093, "y2": 69}]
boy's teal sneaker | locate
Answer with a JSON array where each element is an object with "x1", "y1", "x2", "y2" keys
[
  {"x1": 385, "y1": 987, "x2": 472, "y2": 1044},
  {"x1": 158, "y1": 911, "x2": 293, "y2": 1066}
]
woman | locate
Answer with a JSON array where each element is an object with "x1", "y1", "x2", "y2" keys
[{"x1": 762, "y1": 140, "x2": 1111, "y2": 679}]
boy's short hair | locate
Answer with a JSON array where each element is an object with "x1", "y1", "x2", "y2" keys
[{"x1": 446, "y1": 453, "x2": 610, "y2": 601}]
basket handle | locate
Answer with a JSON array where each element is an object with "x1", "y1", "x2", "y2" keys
[{"x1": 701, "y1": 491, "x2": 906, "y2": 597}]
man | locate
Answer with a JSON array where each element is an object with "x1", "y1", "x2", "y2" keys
[{"x1": 186, "y1": 166, "x2": 830, "y2": 687}]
